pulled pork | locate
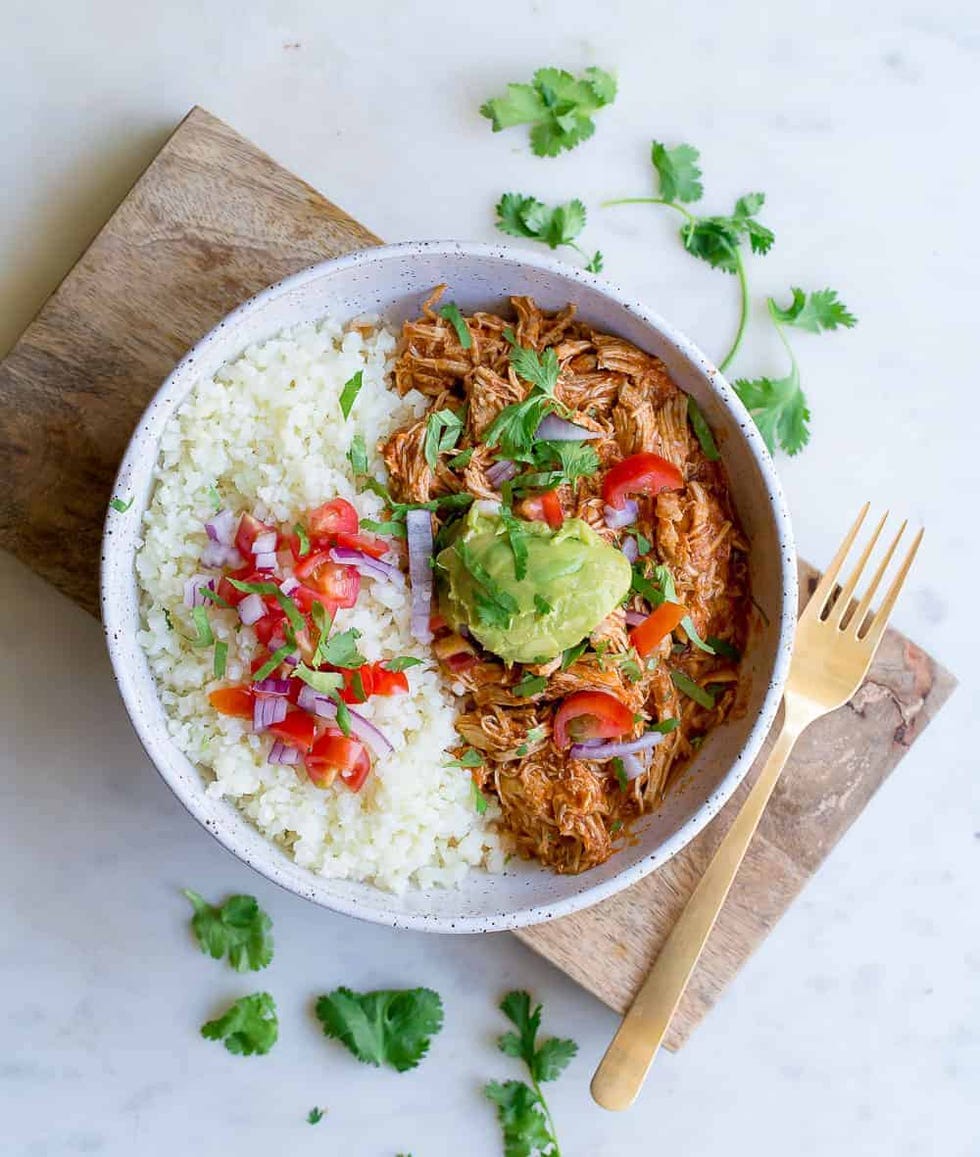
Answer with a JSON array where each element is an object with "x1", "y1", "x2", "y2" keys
[{"x1": 381, "y1": 288, "x2": 750, "y2": 874}]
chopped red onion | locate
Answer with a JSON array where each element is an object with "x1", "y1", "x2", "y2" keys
[
  {"x1": 486, "y1": 459, "x2": 518, "y2": 487},
  {"x1": 569, "y1": 731, "x2": 665, "y2": 761},
  {"x1": 406, "y1": 509, "x2": 434, "y2": 644},
  {"x1": 621, "y1": 536, "x2": 639, "y2": 564},
  {"x1": 205, "y1": 508, "x2": 236, "y2": 546},
  {"x1": 201, "y1": 541, "x2": 244, "y2": 569},
  {"x1": 253, "y1": 551, "x2": 278, "y2": 571},
  {"x1": 252, "y1": 678, "x2": 291, "y2": 697},
  {"x1": 624, "y1": 609, "x2": 646, "y2": 627},
  {"x1": 535, "y1": 414, "x2": 603, "y2": 442},
  {"x1": 603, "y1": 499, "x2": 639, "y2": 530},
  {"x1": 621, "y1": 753, "x2": 645, "y2": 780},
  {"x1": 282, "y1": 651, "x2": 299, "y2": 666},
  {"x1": 252, "y1": 531, "x2": 278, "y2": 555},
  {"x1": 238, "y1": 593, "x2": 267, "y2": 626},
  {"x1": 252, "y1": 694, "x2": 287, "y2": 732},
  {"x1": 268, "y1": 739, "x2": 300, "y2": 766},
  {"x1": 346, "y1": 708, "x2": 394, "y2": 755},
  {"x1": 183, "y1": 574, "x2": 215, "y2": 608},
  {"x1": 280, "y1": 576, "x2": 300, "y2": 595},
  {"x1": 267, "y1": 634, "x2": 286, "y2": 653},
  {"x1": 328, "y1": 547, "x2": 404, "y2": 584},
  {"x1": 297, "y1": 684, "x2": 337, "y2": 718}
]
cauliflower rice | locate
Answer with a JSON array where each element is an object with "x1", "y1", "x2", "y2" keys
[{"x1": 136, "y1": 316, "x2": 503, "y2": 892}]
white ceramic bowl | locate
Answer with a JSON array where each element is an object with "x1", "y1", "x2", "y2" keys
[{"x1": 101, "y1": 241, "x2": 796, "y2": 933}]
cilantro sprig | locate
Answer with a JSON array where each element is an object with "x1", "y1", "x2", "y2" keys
[
  {"x1": 484, "y1": 333, "x2": 570, "y2": 461},
  {"x1": 485, "y1": 991, "x2": 577, "y2": 1157},
  {"x1": 495, "y1": 193, "x2": 603, "y2": 273},
  {"x1": 733, "y1": 288, "x2": 857, "y2": 455},
  {"x1": 480, "y1": 66, "x2": 617, "y2": 157},
  {"x1": 424, "y1": 408, "x2": 465, "y2": 471},
  {"x1": 315, "y1": 987, "x2": 444, "y2": 1072},
  {"x1": 201, "y1": 993, "x2": 279, "y2": 1057},
  {"x1": 183, "y1": 889, "x2": 275, "y2": 973},
  {"x1": 606, "y1": 141, "x2": 772, "y2": 373}
]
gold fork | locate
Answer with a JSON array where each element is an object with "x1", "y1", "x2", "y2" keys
[{"x1": 591, "y1": 504, "x2": 923, "y2": 1111}]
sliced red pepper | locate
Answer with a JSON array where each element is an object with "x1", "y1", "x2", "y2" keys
[
  {"x1": 629, "y1": 601, "x2": 688, "y2": 658},
  {"x1": 602, "y1": 452, "x2": 684, "y2": 510},
  {"x1": 268, "y1": 710, "x2": 317, "y2": 754},
  {"x1": 554, "y1": 690, "x2": 635, "y2": 749},
  {"x1": 307, "y1": 498, "x2": 358, "y2": 539},
  {"x1": 208, "y1": 686, "x2": 253, "y2": 718}
]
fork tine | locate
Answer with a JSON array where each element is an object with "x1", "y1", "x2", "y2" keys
[
  {"x1": 857, "y1": 528, "x2": 924, "y2": 652},
  {"x1": 849, "y1": 519, "x2": 907, "y2": 633},
  {"x1": 800, "y1": 502, "x2": 870, "y2": 623},
  {"x1": 827, "y1": 510, "x2": 889, "y2": 628}
]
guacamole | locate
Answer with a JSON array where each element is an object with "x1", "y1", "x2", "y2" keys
[{"x1": 436, "y1": 506, "x2": 632, "y2": 664}]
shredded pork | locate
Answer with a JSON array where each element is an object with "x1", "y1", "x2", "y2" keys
[{"x1": 381, "y1": 288, "x2": 750, "y2": 874}]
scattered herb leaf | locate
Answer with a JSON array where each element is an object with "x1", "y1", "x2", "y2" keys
[
  {"x1": 385, "y1": 655, "x2": 424, "y2": 672},
  {"x1": 513, "y1": 674, "x2": 548, "y2": 698},
  {"x1": 191, "y1": 605, "x2": 213, "y2": 648},
  {"x1": 201, "y1": 992, "x2": 278, "y2": 1056},
  {"x1": 612, "y1": 757, "x2": 629, "y2": 791},
  {"x1": 339, "y1": 370, "x2": 364, "y2": 420},
  {"x1": 471, "y1": 779, "x2": 489, "y2": 814},
  {"x1": 307, "y1": 1107, "x2": 325, "y2": 1125},
  {"x1": 213, "y1": 639, "x2": 228, "y2": 678},
  {"x1": 495, "y1": 192, "x2": 603, "y2": 272},
  {"x1": 347, "y1": 433, "x2": 369, "y2": 476},
  {"x1": 561, "y1": 640, "x2": 588, "y2": 669},
  {"x1": 438, "y1": 301, "x2": 473, "y2": 349},
  {"x1": 705, "y1": 636, "x2": 741, "y2": 662},
  {"x1": 687, "y1": 398, "x2": 719, "y2": 461},
  {"x1": 448, "y1": 748, "x2": 483, "y2": 769},
  {"x1": 533, "y1": 593, "x2": 553, "y2": 615},
  {"x1": 315, "y1": 987, "x2": 444, "y2": 1072},
  {"x1": 670, "y1": 670, "x2": 716, "y2": 709},
  {"x1": 109, "y1": 496, "x2": 133, "y2": 513},
  {"x1": 424, "y1": 409, "x2": 465, "y2": 471},
  {"x1": 252, "y1": 645, "x2": 294, "y2": 683},
  {"x1": 290, "y1": 665, "x2": 344, "y2": 695},
  {"x1": 318, "y1": 627, "x2": 366, "y2": 669},
  {"x1": 183, "y1": 890, "x2": 274, "y2": 972},
  {"x1": 293, "y1": 522, "x2": 311, "y2": 556}
]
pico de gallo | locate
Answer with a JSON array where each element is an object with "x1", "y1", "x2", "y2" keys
[{"x1": 189, "y1": 497, "x2": 418, "y2": 793}]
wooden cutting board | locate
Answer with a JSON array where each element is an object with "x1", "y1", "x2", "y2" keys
[{"x1": 0, "y1": 107, "x2": 956, "y2": 1050}]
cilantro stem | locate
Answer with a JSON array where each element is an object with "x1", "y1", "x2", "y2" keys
[
  {"x1": 718, "y1": 246, "x2": 749, "y2": 373},
  {"x1": 767, "y1": 298, "x2": 800, "y2": 375},
  {"x1": 533, "y1": 1070, "x2": 562, "y2": 1156},
  {"x1": 602, "y1": 196, "x2": 697, "y2": 224}
]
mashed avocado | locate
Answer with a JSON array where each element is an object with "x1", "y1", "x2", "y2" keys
[{"x1": 436, "y1": 506, "x2": 632, "y2": 665}]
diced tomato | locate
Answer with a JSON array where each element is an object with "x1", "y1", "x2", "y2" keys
[
  {"x1": 268, "y1": 710, "x2": 317, "y2": 754},
  {"x1": 433, "y1": 631, "x2": 477, "y2": 673},
  {"x1": 254, "y1": 609, "x2": 286, "y2": 647},
  {"x1": 291, "y1": 584, "x2": 340, "y2": 618},
  {"x1": 602, "y1": 452, "x2": 684, "y2": 510},
  {"x1": 518, "y1": 489, "x2": 563, "y2": 531},
  {"x1": 332, "y1": 529, "x2": 390, "y2": 560},
  {"x1": 629, "y1": 602, "x2": 688, "y2": 658},
  {"x1": 294, "y1": 555, "x2": 361, "y2": 608},
  {"x1": 307, "y1": 499, "x2": 358, "y2": 539},
  {"x1": 554, "y1": 690, "x2": 634, "y2": 749},
  {"x1": 217, "y1": 566, "x2": 264, "y2": 607},
  {"x1": 339, "y1": 665, "x2": 375, "y2": 704},
  {"x1": 305, "y1": 730, "x2": 371, "y2": 791},
  {"x1": 208, "y1": 686, "x2": 253, "y2": 718},
  {"x1": 430, "y1": 612, "x2": 448, "y2": 633},
  {"x1": 370, "y1": 664, "x2": 409, "y2": 696},
  {"x1": 235, "y1": 512, "x2": 277, "y2": 557}
]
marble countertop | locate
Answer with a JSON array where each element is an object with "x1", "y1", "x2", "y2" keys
[{"x1": 2, "y1": 1, "x2": 978, "y2": 1154}]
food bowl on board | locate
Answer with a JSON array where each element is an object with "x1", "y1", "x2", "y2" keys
[{"x1": 101, "y1": 241, "x2": 796, "y2": 933}]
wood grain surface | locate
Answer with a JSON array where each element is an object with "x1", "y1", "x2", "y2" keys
[{"x1": 0, "y1": 107, "x2": 957, "y2": 1048}]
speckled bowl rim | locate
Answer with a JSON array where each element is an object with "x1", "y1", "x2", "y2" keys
[{"x1": 101, "y1": 240, "x2": 796, "y2": 933}]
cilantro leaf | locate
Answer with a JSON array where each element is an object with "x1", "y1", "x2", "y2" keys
[
  {"x1": 347, "y1": 433, "x2": 369, "y2": 476},
  {"x1": 480, "y1": 66, "x2": 617, "y2": 157},
  {"x1": 651, "y1": 140, "x2": 703, "y2": 203},
  {"x1": 650, "y1": 716, "x2": 680, "y2": 734},
  {"x1": 317, "y1": 627, "x2": 366, "y2": 669},
  {"x1": 484, "y1": 1080, "x2": 555, "y2": 1157},
  {"x1": 213, "y1": 639, "x2": 228, "y2": 678},
  {"x1": 733, "y1": 367, "x2": 810, "y2": 456},
  {"x1": 385, "y1": 655, "x2": 424, "y2": 672},
  {"x1": 292, "y1": 522, "x2": 310, "y2": 556},
  {"x1": 191, "y1": 605, "x2": 213, "y2": 648},
  {"x1": 495, "y1": 192, "x2": 602, "y2": 274},
  {"x1": 561, "y1": 639, "x2": 588, "y2": 669},
  {"x1": 315, "y1": 987, "x2": 444, "y2": 1072},
  {"x1": 513, "y1": 674, "x2": 547, "y2": 698},
  {"x1": 484, "y1": 394, "x2": 553, "y2": 460},
  {"x1": 498, "y1": 504, "x2": 530, "y2": 580},
  {"x1": 612, "y1": 757, "x2": 629, "y2": 791},
  {"x1": 339, "y1": 370, "x2": 364, "y2": 419},
  {"x1": 291, "y1": 665, "x2": 344, "y2": 694},
  {"x1": 670, "y1": 669, "x2": 716, "y2": 709},
  {"x1": 533, "y1": 593, "x2": 553, "y2": 615},
  {"x1": 424, "y1": 409, "x2": 465, "y2": 471},
  {"x1": 680, "y1": 216, "x2": 743, "y2": 273},
  {"x1": 456, "y1": 539, "x2": 519, "y2": 619},
  {"x1": 250, "y1": 644, "x2": 293, "y2": 683},
  {"x1": 533, "y1": 1036, "x2": 579, "y2": 1082},
  {"x1": 438, "y1": 301, "x2": 473, "y2": 349},
  {"x1": 471, "y1": 779, "x2": 489, "y2": 814},
  {"x1": 201, "y1": 993, "x2": 278, "y2": 1056},
  {"x1": 508, "y1": 341, "x2": 560, "y2": 395},
  {"x1": 361, "y1": 518, "x2": 406, "y2": 537},
  {"x1": 184, "y1": 890, "x2": 274, "y2": 972},
  {"x1": 109, "y1": 496, "x2": 133, "y2": 513},
  {"x1": 769, "y1": 287, "x2": 857, "y2": 333},
  {"x1": 687, "y1": 397, "x2": 719, "y2": 461},
  {"x1": 497, "y1": 990, "x2": 577, "y2": 1083},
  {"x1": 448, "y1": 748, "x2": 483, "y2": 768},
  {"x1": 449, "y1": 447, "x2": 475, "y2": 469},
  {"x1": 307, "y1": 1107, "x2": 325, "y2": 1124},
  {"x1": 705, "y1": 636, "x2": 741, "y2": 662}
]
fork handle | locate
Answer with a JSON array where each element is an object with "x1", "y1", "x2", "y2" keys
[{"x1": 591, "y1": 703, "x2": 808, "y2": 1111}]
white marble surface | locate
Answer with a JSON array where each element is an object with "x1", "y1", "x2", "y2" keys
[{"x1": 2, "y1": 1, "x2": 979, "y2": 1154}]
